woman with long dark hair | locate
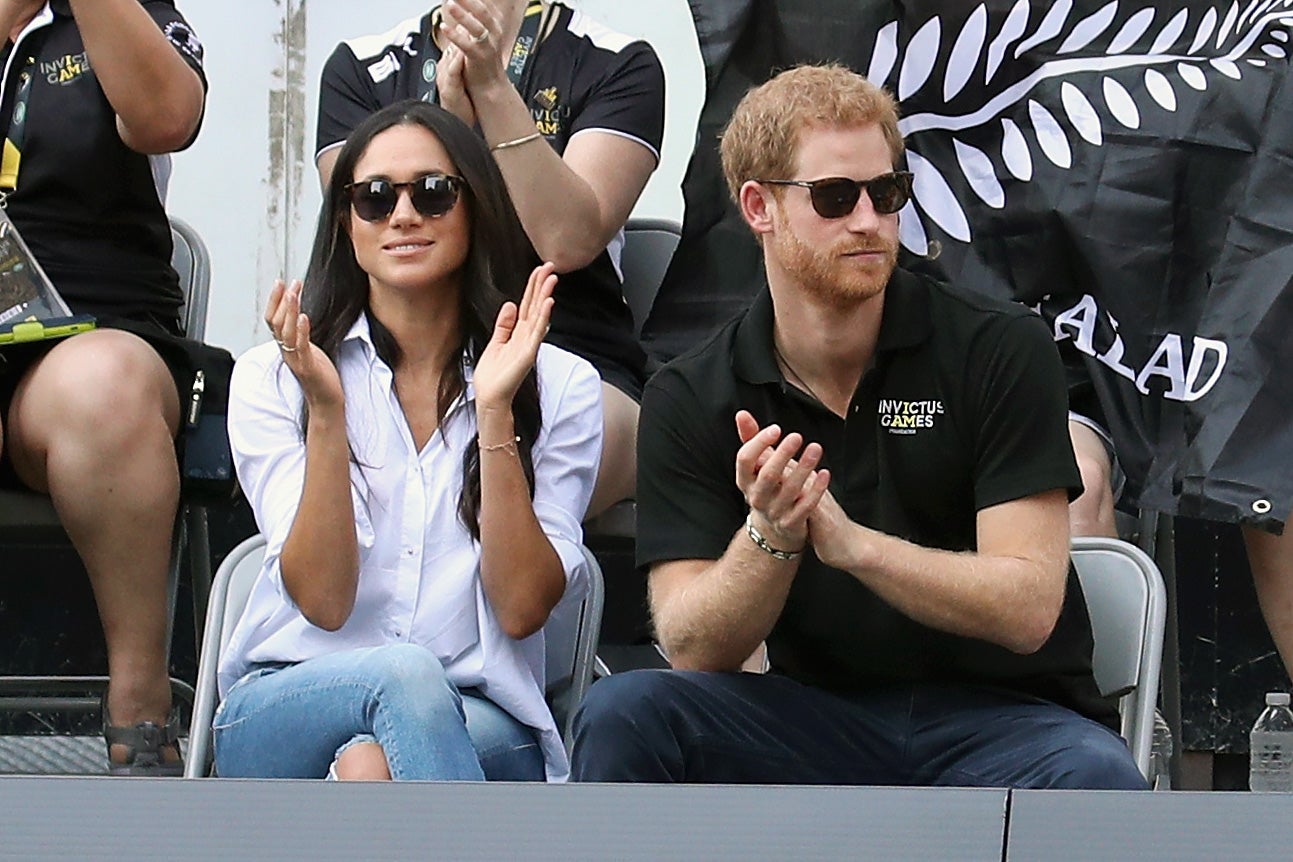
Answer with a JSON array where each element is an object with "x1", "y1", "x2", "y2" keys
[
  {"x1": 216, "y1": 100, "x2": 602, "y2": 781},
  {"x1": 317, "y1": 1, "x2": 666, "y2": 518}
]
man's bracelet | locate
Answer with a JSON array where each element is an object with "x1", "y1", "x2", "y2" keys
[
  {"x1": 490, "y1": 131, "x2": 543, "y2": 152},
  {"x1": 744, "y1": 513, "x2": 804, "y2": 560}
]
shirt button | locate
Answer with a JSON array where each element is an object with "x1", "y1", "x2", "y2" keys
[{"x1": 404, "y1": 548, "x2": 415, "y2": 557}]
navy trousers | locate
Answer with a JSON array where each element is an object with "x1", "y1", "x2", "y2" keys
[{"x1": 571, "y1": 670, "x2": 1146, "y2": 789}]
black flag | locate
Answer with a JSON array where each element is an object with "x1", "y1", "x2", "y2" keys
[{"x1": 646, "y1": 0, "x2": 1293, "y2": 531}]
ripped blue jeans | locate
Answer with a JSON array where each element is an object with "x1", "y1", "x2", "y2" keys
[{"x1": 212, "y1": 643, "x2": 544, "y2": 781}]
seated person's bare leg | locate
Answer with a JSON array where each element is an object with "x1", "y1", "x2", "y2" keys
[
  {"x1": 1067, "y1": 419, "x2": 1118, "y2": 539},
  {"x1": 1245, "y1": 510, "x2": 1293, "y2": 679},
  {"x1": 586, "y1": 381, "x2": 638, "y2": 518},
  {"x1": 6, "y1": 331, "x2": 181, "y2": 763},
  {"x1": 333, "y1": 741, "x2": 393, "y2": 781}
]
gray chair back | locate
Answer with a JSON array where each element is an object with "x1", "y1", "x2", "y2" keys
[
  {"x1": 169, "y1": 216, "x2": 210, "y2": 341},
  {"x1": 186, "y1": 534, "x2": 264, "y2": 777},
  {"x1": 1071, "y1": 536, "x2": 1167, "y2": 781},
  {"x1": 542, "y1": 545, "x2": 605, "y2": 750},
  {"x1": 620, "y1": 217, "x2": 681, "y2": 338}
]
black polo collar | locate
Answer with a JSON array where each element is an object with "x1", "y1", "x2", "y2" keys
[
  {"x1": 732, "y1": 267, "x2": 934, "y2": 386},
  {"x1": 50, "y1": 1, "x2": 70, "y2": 17}
]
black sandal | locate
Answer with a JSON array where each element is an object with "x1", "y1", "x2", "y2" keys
[{"x1": 103, "y1": 700, "x2": 184, "y2": 777}]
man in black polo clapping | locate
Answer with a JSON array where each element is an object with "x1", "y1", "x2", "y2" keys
[{"x1": 570, "y1": 64, "x2": 1145, "y2": 791}]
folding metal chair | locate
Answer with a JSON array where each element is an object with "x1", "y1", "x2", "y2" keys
[
  {"x1": 618, "y1": 217, "x2": 682, "y2": 340},
  {"x1": 582, "y1": 218, "x2": 682, "y2": 659},
  {"x1": 1071, "y1": 536, "x2": 1169, "y2": 784},
  {"x1": 186, "y1": 535, "x2": 605, "y2": 777}
]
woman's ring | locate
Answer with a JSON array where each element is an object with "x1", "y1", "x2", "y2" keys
[
  {"x1": 473, "y1": 31, "x2": 489, "y2": 44},
  {"x1": 276, "y1": 339, "x2": 297, "y2": 353}
]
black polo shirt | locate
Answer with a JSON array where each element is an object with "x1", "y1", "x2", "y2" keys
[
  {"x1": 316, "y1": 1, "x2": 664, "y2": 395},
  {"x1": 637, "y1": 267, "x2": 1117, "y2": 728},
  {"x1": 0, "y1": 0, "x2": 206, "y2": 326}
]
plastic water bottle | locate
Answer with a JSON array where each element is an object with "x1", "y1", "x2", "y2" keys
[
  {"x1": 1149, "y1": 710, "x2": 1173, "y2": 790},
  {"x1": 1249, "y1": 692, "x2": 1293, "y2": 792}
]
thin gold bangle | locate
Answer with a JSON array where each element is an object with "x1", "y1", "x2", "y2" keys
[
  {"x1": 490, "y1": 131, "x2": 543, "y2": 152},
  {"x1": 479, "y1": 435, "x2": 521, "y2": 455}
]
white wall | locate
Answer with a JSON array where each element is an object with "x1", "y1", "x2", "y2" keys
[{"x1": 170, "y1": 1, "x2": 702, "y2": 355}]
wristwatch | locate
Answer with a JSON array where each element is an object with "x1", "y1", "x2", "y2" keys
[{"x1": 744, "y1": 513, "x2": 804, "y2": 561}]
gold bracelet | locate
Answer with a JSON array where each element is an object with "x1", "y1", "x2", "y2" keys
[
  {"x1": 479, "y1": 435, "x2": 521, "y2": 455},
  {"x1": 490, "y1": 131, "x2": 543, "y2": 152}
]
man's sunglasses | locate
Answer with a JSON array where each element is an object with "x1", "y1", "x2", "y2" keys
[
  {"x1": 343, "y1": 173, "x2": 465, "y2": 222},
  {"x1": 757, "y1": 171, "x2": 914, "y2": 218}
]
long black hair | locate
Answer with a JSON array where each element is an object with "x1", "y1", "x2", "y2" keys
[{"x1": 302, "y1": 99, "x2": 542, "y2": 539}]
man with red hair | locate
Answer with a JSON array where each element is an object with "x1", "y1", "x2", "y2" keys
[{"x1": 571, "y1": 65, "x2": 1145, "y2": 790}]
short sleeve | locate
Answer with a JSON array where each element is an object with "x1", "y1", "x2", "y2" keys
[
  {"x1": 569, "y1": 40, "x2": 665, "y2": 160},
  {"x1": 971, "y1": 314, "x2": 1084, "y2": 510},
  {"x1": 635, "y1": 366, "x2": 745, "y2": 569},
  {"x1": 145, "y1": 1, "x2": 205, "y2": 83},
  {"x1": 316, "y1": 43, "x2": 380, "y2": 159}
]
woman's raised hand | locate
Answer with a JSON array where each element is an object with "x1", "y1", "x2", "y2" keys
[
  {"x1": 265, "y1": 279, "x2": 344, "y2": 410},
  {"x1": 435, "y1": 44, "x2": 478, "y2": 128},
  {"x1": 473, "y1": 262, "x2": 556, "y2": 410},
  {"x1": 440, "y1": 0, "x2": 508, "y2": 92}
]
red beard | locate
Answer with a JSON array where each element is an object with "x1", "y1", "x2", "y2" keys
[{"x1": 770, "y1": 223, "x2": 898, "y2": 308}]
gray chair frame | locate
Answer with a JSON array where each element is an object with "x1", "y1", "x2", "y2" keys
[
  {"x1": 1071, "y1": 536, "x2": 1168, "y2": 782},
  {"x1": 186, "y1": 534, "x2": 605, "y2": 777},
  {"x1": 583, "y1": 217, "x2": 680, "y2": 543},
  {"x1": 0, "y1": 216, "x2": 212, "y2": 744},
  {"x1": 619, "y1": 217, "x2": 681, "y2": 340}
]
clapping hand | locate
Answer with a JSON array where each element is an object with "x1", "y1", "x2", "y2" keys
[
  {"x1": 265, "y1": 279, "x2": 343, "y2": 410},
  {"x1": 805, "y1": 486, "x2": 860, "y2": 571},
  {"x1": 436, "y1": 44, "x2": 477, "y2": 127},
  {"x1": 473, "y1": 262, "x2": 556, "y2": 410},
  {"x1": 734, "y1": 410, "x2": 831, "y2": 553},
  {"x1": 440, "y1": 0, "x2": 508, "y2": 93}
]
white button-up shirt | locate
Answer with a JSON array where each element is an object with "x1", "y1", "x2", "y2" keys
[{"x1": 221, "y1": 315, "x2": 603, "y2": 780}]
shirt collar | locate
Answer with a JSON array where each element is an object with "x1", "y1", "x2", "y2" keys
[
  {"x1": 341, "y1": 312, "x2": 376, "y2": 356},
  {"x1": 341, "y1": 313, "x2": 477, "y2": 392},
  {"x1": 732, "y1": 267, "x2": 933, "y2": 386},
  {"x1": 15, "y1": 2, "x2": 56, "y2": 34}
]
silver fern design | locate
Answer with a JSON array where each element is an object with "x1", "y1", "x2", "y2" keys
[{"x1": 870, "y1": 1, "x2": 1293, "y2": 255}]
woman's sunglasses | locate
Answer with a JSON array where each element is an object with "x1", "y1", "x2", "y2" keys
[
  {"x1": 757, "y1": 171, "x2": 914, "y2": 219},
  {"x1": 343, "y1": 173, "x2": 465, "y2": 223}
]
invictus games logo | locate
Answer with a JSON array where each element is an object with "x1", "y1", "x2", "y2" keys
[
  {"x1": 41, "y1": 52, "x2": 90, "y2": 85},
  {"x1": 533, "y1": 86, "x2": 557, "y2": 111},
  {"x1": 531, "y1": 87, "x2": 567, "y2": 136},
  {"x1": 878, "y1": 399, "x2": 945, "y2": 435}
]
